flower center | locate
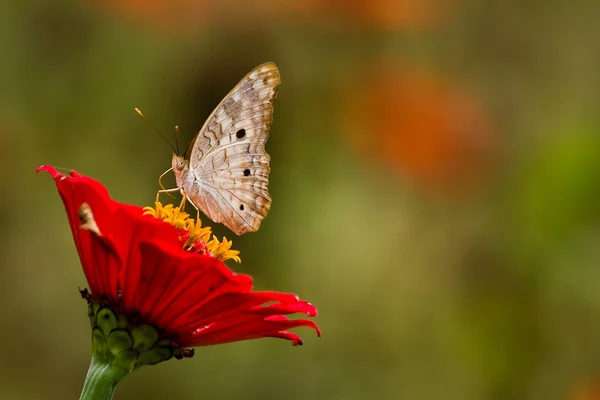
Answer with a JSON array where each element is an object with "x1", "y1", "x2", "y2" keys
[{"x1": 143, "y1": 202, "x2": 241, "y2": 263}]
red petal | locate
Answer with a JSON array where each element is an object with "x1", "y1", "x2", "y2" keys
[
  {"x1": 38, "y1": 166, "x2": 179, "y2": 300},
  {"x1": 264, "y1": 331, "x2": 304, "y2": 346},
  {"x1": 179, "y1": 306, "x2": 321, "y2": 347},
  {"x1": 175, "y1": 292, "x2": 304, "y2": 334},
  {"x1": 249, "y1": 300, "x2": 318, "y2": 317},
  {"x1": 127, "y1": 241, "x2": 252, "y2": 329}
]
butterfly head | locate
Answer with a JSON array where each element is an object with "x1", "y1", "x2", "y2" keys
[{"x1": 171, "y1": 154, "x2": 187, "y2": 185}]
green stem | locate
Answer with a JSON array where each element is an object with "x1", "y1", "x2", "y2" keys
[{"x1": 79, "y1": 358, "x2": 122, "y2": 400}]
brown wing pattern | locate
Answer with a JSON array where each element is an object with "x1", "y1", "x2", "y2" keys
[{"x1": 185, "y1": 62, "x2": 280, "y2": 235}]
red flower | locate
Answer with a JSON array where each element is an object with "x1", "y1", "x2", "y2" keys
[{"x1": 37, "y1": 165, "x2": 320, "y2": 349}]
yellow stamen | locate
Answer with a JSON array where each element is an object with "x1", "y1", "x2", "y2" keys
[
  {"x1": 143, "y1": 202, "x2": 241, "y2": 263},
  {"x1": 207, "y1": 236, "x2": 241, "y2": 263},
  {"x1": 183, "y1": 218, "x2": 212, "y2": 250},
  {"x1": 143, "y1": 202, "x2": 190, "y2": 229}
]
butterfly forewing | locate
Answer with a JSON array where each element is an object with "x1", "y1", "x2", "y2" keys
[{"x1": 184, "y1": 62, "x2": 280, "y2": 235}]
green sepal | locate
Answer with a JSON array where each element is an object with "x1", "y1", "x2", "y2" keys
[
  {"x1": 117, "y1": 314, "x2": 129, "y2": 329},
  {"x1": 86, "y1": 301, "x2": 175, "y2": 374},
  {"x1": 107, "y1": 329, "x2": 133, "y2": 355},
  {"x1": 136, "y1": 347, "x2": 173, "y2": 367},
  {"x1": 91, "y1": 327, "x2": 108, "y2": 362},
  {"x1": 112, "y1": 349, "x2": 138, "y2": 378},
  {"x1": 97, "y1": 308, "x2": 118, "y2": 336},
  {"x1": 131, "y1": 324, "x2": 159, "y2": 351},
  {"x1": 88, "y1": 302, "x2": 101, "y2": 326},
  {"x1": 81, "y1": 301, "x2": 180, "y2": 399}
]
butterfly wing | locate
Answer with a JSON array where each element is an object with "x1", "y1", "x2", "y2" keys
[{"x1": 185, "y1": 62, "x2": 280, "y2": 235}]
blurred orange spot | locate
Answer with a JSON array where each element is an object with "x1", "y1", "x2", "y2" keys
[
  {"x1": 329, "y1": 0, "x2": 456, "y2": 30},
  {"x1": 343, "y1": 64, "x2": 497, "y2": 193},
  {"x1": 253, "y1": 0, "x2": 456, "y2": 30},
  {"x1": 251, "y1": 0, "x2": 323, "y2": 19},
  {"x1": 88, "y1": 0, "x2": 455, "y2": 32},
  {"x1": 569, "y1": 378, "x2": 600, "y2": 400}
]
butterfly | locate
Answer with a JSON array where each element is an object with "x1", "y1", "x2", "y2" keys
[{"x1": 164, "y1": 62, "x2": 280, "y2": 235}]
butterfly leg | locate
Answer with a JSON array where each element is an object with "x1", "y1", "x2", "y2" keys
[
  {"x1": 156, "y1": 188, "x2": 180, "y2": 203},
  {"x1": 178, "y1": 189, "x2": 201, "y2": 221},
  {"x1": 178, "y1": 189, "x2": 187, "y2": 210}
]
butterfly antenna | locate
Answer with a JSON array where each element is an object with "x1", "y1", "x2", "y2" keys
[
  {"x1": 135, "y1": 108, "x2": 178, "y2": 154},
  {"x1": 174, "y1": 125, "x2": 181, "y2": 156}
]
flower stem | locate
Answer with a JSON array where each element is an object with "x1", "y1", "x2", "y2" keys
[{"x1": 79, "y1": 358, "x2": 122, "y2": 400}]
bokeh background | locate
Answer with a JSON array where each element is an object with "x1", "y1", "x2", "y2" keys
[{"x1": 2, "y1": 0, "x2": 600, "y2": 399}]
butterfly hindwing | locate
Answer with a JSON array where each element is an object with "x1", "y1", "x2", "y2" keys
[{"x1": 184, "y1": 62, "x2": 280, "y2": 235}]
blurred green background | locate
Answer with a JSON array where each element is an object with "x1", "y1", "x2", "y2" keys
[{"x1": 2, "y1": 0, "x2": 600, "y2": 399}]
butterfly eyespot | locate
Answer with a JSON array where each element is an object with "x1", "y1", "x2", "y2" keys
[
  {"x1": 243, "y1": 169, "x2": 251, "y2": 176},
  {"x1": 239, "y1": 204, "x2": 245, "y2": 211},
  {"x1": 236, "y1": 129, "x2": 246, "y2": 139}
]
